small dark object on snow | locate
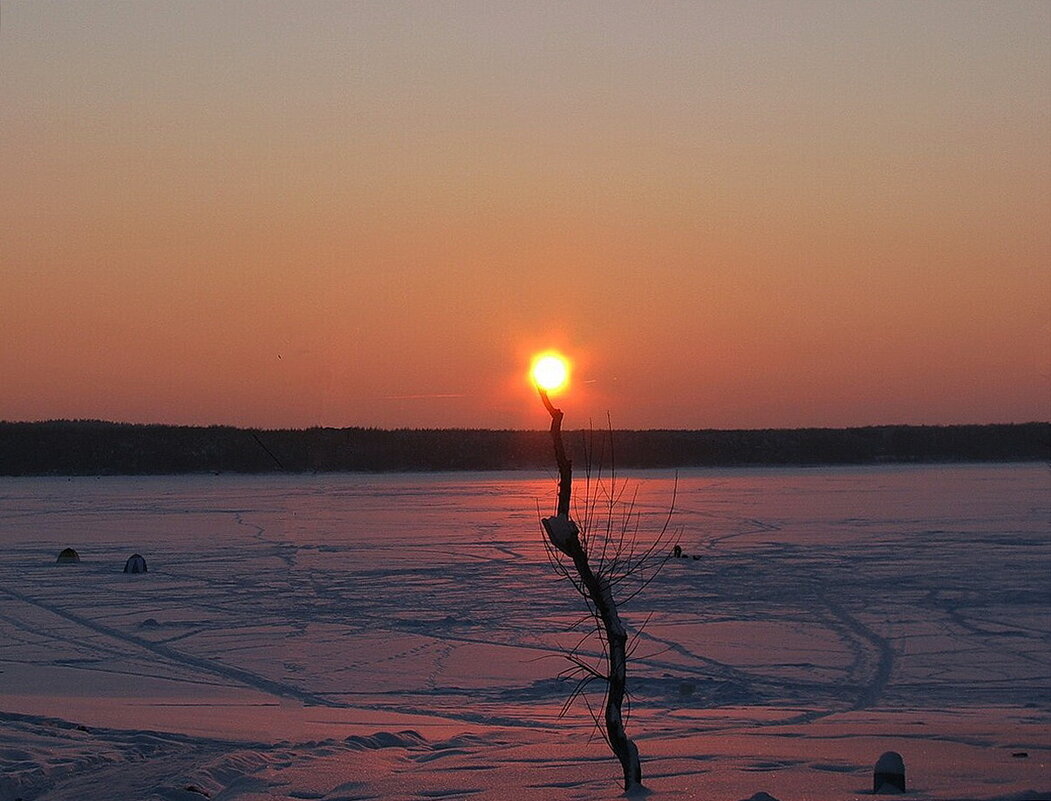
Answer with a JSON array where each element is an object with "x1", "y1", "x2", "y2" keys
[
  {"x1": 56, "y1": 547, "x2": 80, "y2": 564},
  {"x1": 1012, "y1": 751, "x2": 1029, "y2": 758},
  {"x1": 184, "y1": 786, "x2": 210, "y2": 798},
  {"x1": 874, "y1": 750, "x2": 906, "y2": 793},
  {"x1": 692, "y1": 554, "x2": 701, "y2": 560},
  {"x1": 739, "y1": 793, "x2": 781, "y2": 801},
  {"x1": 123, "y1": 553, "x2": 148, "y2": 574},
  {"x1": 673, "y1": 544, "x2": 683, "y2": 558}
]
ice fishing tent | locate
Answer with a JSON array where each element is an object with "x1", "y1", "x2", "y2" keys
[
  {"x1": 874, "y1": 751, "x2": 906, "y2": 793},
  {"x1": 56, "y1": 547, "x2": 80, "y2": 564},
  {"x1": 123, "y1": 553, "x2": 148, "y2": 574}
]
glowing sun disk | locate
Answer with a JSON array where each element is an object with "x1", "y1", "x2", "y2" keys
[{"x1": 531, "y1": 352, "x2": 570, "y2": 393}]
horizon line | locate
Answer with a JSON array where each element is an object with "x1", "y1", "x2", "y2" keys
[{"x1": 2, "y1": 418, "x2": 1047, "y2": 434}]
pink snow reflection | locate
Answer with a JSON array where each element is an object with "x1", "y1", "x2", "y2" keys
[{"x1": 0, "y1": 464, "x2": 1047, "y2": 799}]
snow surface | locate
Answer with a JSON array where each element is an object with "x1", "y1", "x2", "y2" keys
[{"x1": 0, "y1": 464, "x2": 1048, "y2": 800}]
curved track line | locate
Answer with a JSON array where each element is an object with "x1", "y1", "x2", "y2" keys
[{"x1": 0, "y1": 583, "x2": 341, "y2": 708}]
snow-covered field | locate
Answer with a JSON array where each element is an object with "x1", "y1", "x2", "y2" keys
[{"x1": 1, "y1": 464, "x2": 1048, "y2": 801}]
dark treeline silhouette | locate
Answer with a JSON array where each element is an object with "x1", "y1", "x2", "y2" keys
[{"x1": 0, "y1": 420, "x2": 1046, "y2": 476}]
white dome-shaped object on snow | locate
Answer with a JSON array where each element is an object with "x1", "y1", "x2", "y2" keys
[{"x1": 123, "y1": 553, "x2": 148, "y2": 574}]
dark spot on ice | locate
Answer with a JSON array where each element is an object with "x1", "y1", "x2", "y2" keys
[
  {"x1": 184, "y1": 787, "x2": 210, "y2": 798},
  {"x1": 139, "y1": 618, "x2": 160, "y2": 628},
  {"x1": 1012, "y1": 751, "x2": 1029, "y2": 758},
  {"x1": 343, "y1": 730, "x2": 425, "y2": 751}
]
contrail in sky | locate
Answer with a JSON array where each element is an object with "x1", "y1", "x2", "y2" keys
[{"x1": 382, "y1": 394, "x2": 466, "y2": 400}]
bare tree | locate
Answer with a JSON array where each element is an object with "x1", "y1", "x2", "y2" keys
[{"x1": 538, "y1": 389, "x2": 676, "y2": 794}]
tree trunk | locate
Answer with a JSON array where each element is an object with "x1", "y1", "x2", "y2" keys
[{"x1": 539, "y1": 388, "x2": 643, "y2": 792}]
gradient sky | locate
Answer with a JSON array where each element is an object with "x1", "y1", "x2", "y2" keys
[{"x1": 2, "y1": 1, "x2": 1049, "y2": 430}]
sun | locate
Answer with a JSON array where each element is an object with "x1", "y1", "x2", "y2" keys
[{"x1": 531, "y1": 352, "x2": 570, "y2": 394}]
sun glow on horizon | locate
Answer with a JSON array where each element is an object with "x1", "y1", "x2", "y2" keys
[
  {"x1": 3, "y1": 4, "x2": 1048, "y2": 431},
  {"x1": 531, "y1": 352, "x2": 570, "y2": 394}
]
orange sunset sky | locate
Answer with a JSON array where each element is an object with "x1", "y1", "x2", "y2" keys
[{"x1": 2, "y1": 1, "x2": 1049, "y2": 430}]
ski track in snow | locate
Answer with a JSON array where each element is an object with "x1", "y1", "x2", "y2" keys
[
  {"x1": 0, "y1": 465, "x2": 1048, "y2": 800},
  {"x1": 0, "y1": 583, "x2": 342, "y2": 708}
]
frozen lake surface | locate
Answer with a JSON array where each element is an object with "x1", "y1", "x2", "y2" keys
[{"x1": 1, "y1": 464, "x2": 1048, "y2": 800}]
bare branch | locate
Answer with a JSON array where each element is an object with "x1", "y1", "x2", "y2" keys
[{"x1": 538, "y1": 405, "x2": 673, "y2": 792}]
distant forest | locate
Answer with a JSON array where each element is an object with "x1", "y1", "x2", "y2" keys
[{"x1": 0, "y1": 420, "x2": 1046, "y2": 476}]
